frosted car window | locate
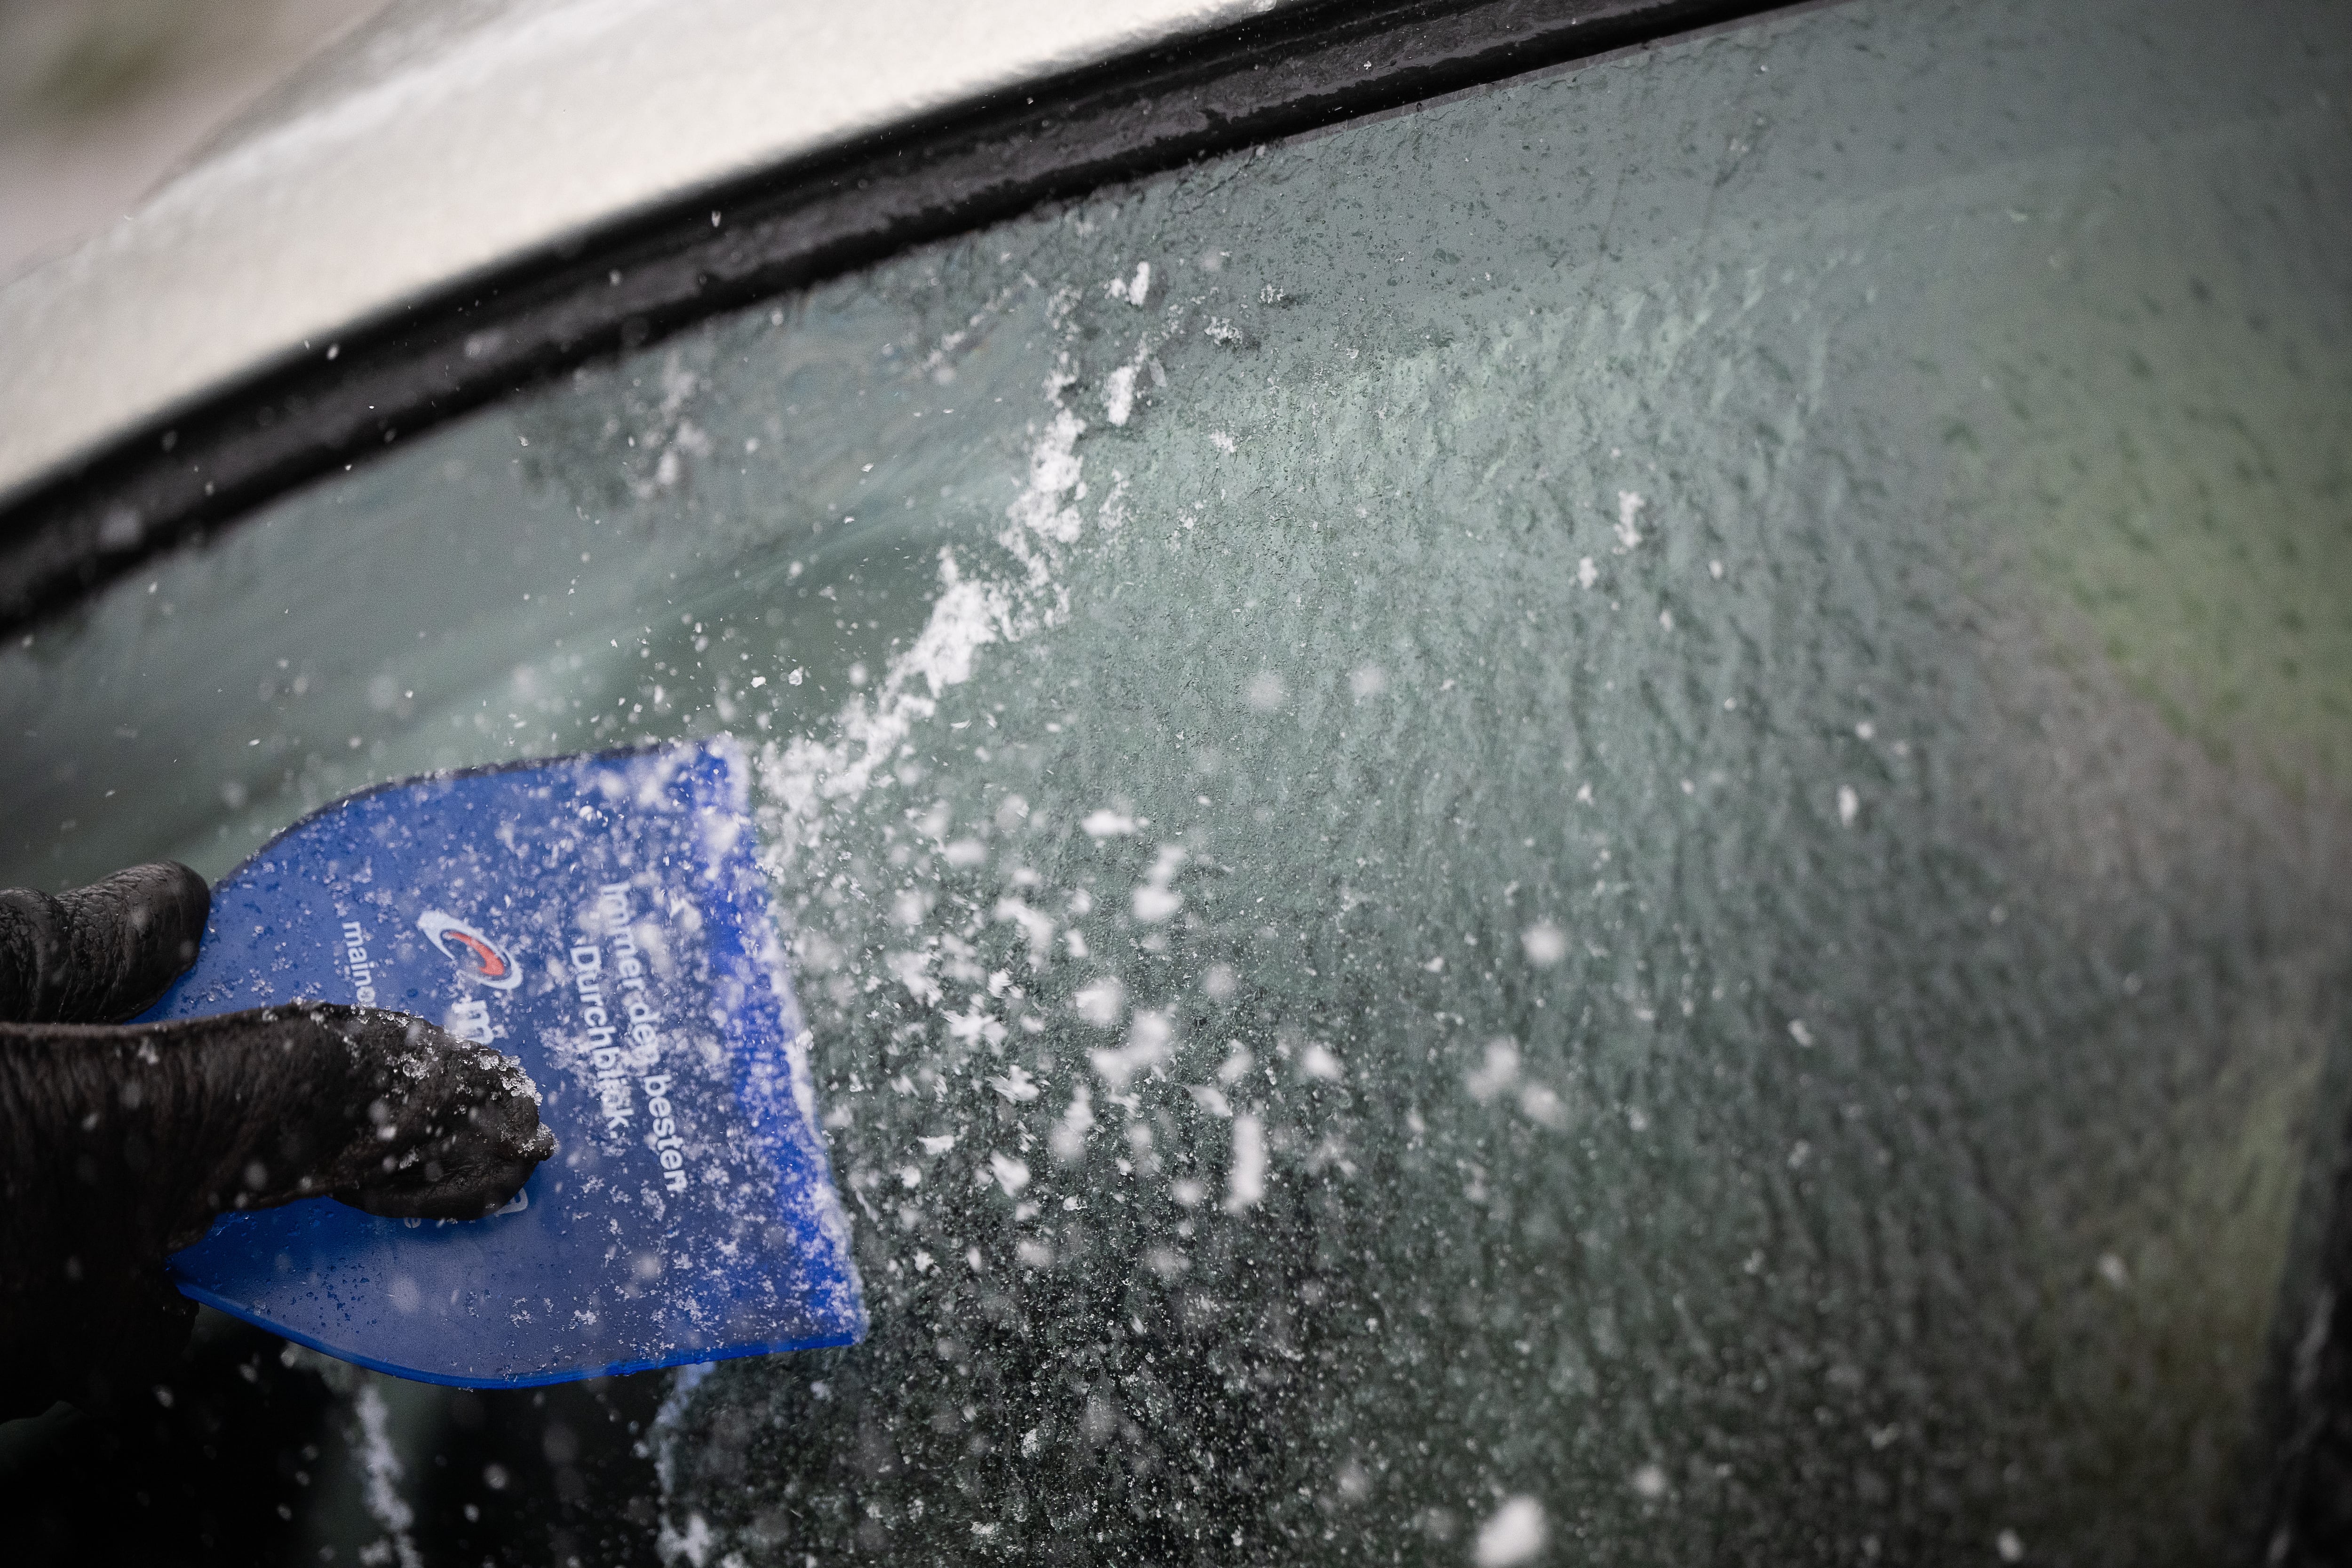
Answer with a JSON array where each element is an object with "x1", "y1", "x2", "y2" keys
[{"x1": 4, "y1": 0, "x2": 2350, "y2": 1560}]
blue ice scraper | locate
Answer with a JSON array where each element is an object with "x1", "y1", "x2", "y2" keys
[{"x1": 143, "y1": 739, "x2": 865, "y2": 1387}]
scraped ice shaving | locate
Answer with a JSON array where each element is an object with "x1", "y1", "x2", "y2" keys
[
  {"x1": 1010, "y1": 405, "x2": 1088, "y2": 549},
  {"x1": 1090, "y1": 1010, "x2": 1172, "y2": 1089},
  {"x1": 1105, "y1": 262, "x2": 1151, "y2": 306},
  {"x1": 945, "y1": 1006, "x2": 1007, "y2": 1047},
  {"x1": 885, "y1": 949, "x2": 940, "y2": 1006},
  {"x1": 1615, "y1": 490, "x2": 1645, "y2": 550},
  {"x1": 988, "y1": 1065, "x2": 1040, "y2": 1102},
  {"x1": 1073, "y1": 976, "x2": 1126, "y2": 1027},
  {"x1": 658, "y1": 1512, "x2": 716, "y2": 1568},
  {"x1": 1049, "y1": 1087, "x2": 1095, "y2": 1162},
  {"x1": 1518, "y1": 1082, "x2": 1568, "y2": 1128},
  {"x1": 1298, "y1": 1042, "x2": 1344, "y2": 1082},
  {"x1": 990, "y1": 1152, "x2": 1032, "y2": 1195},
  {"x1": 650, "y1": 1360, "x2": 716, "y2": 1498},
  {"x1": 1474, "y1": 1497, "x2": 1549, "y2": 1567},
  {"x1": 992, "y1": 897, "x2": 1056, "y2": 962},
  {"x1": 1189, "y1": 1084, "x2": 1232, "y2": 1118},
  {"x1": 1223, "y1": 1113, "x2": 1266, "y2": 1212},
  {"x1": 1130, "y1": 844, "x2": 1186, "y2": 924},
  {"x1": 1104, "y1": 363, "x2": 1138, "y2": 426},
  {"x1": 1465, "y1": 1039, "x2": 1519, "y2": 1102},
  {"x1": 353, "y1": 1381, "x2": 422, "y2": 1568}
]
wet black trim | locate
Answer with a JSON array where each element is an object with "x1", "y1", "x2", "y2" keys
[
  {"x1": 2252, "y1": 1084, "x2": 2352, "y2": 1566},
  {"x1": 0, "y1": 0, "x2": 1791, "y2": 634}
]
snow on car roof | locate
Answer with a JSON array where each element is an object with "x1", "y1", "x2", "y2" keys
[{"x1": 0, "y1": 0, "x2": 1283, "y2": 511}]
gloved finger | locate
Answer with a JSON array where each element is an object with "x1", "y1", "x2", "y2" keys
[
  {"x1": 2, "y1": 1001, "x2": 555, "y2": 1265},
  {"x1": 300, "y1": 1005, "x2": 560, "y2": 1222},
  {"x1": 0, "y1": 861, "x2": 210, "y2": 1025},
  {"x1": 0, "y1": 1003, "x2": 553, "y2": 1417}
]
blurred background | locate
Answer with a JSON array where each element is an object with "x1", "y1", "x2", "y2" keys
[{"x1": 0, "y1": 0, "x2": 389, "y2": 284}]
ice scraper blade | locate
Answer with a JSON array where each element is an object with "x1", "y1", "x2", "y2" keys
[{"x1": 143, "y1": 739, "x2": 865, "y2": 1387}]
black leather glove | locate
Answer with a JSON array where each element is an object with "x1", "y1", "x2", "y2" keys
[{"x1": 0, "y1": 863, "x2": 555, "y2": 1419}]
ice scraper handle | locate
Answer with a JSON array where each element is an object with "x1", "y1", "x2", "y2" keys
[{"x1": 0, "y1": 863, "x2": 557, "y2": 1419}]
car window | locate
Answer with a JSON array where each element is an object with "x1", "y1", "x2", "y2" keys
[{"x1": 3, "y1": 0, "x2": 2347, "y2": 1560}]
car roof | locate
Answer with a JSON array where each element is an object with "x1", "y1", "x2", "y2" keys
[{"x1": 0, "y1": 0, "x2": 1283, "y2": 513}]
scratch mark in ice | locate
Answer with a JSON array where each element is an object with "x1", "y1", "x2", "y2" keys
[{"x1": 757, "y1": 355, "x2": 1096, "y2": 869}]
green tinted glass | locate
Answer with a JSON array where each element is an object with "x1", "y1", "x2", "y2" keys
[{"x1": 3, "y1": 0, "x2": 2347, "y2": 1560}]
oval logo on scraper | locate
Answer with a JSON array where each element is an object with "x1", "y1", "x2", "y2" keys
[{"x1": 416, "y1": 909, "x2": 523, "y2": 989}]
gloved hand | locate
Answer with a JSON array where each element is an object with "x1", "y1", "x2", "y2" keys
[{"x1": 0, "y1": 862, "x2": 556, "y2": 1420}]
